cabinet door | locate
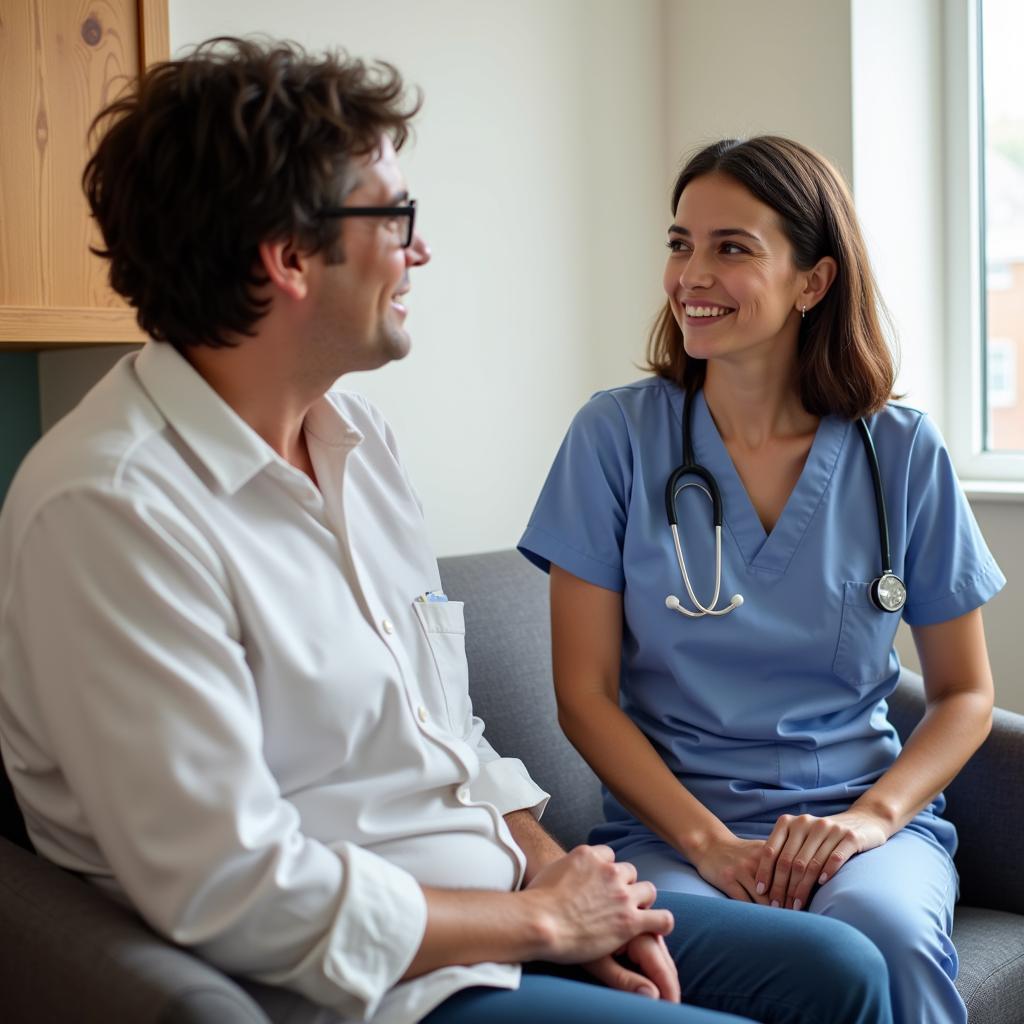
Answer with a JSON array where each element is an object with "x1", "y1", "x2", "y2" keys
[{"x1": 0, "y1": 0, "x2": 169, "y2": 347}]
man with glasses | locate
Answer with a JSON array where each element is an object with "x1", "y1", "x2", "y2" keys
[{"x1": 0, "y1": 38, "x2": 892, "y2": 1024}]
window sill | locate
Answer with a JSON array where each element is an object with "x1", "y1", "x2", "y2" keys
[{"x1": 962, "y1": 480, "x2": 1024, "y2": 503}]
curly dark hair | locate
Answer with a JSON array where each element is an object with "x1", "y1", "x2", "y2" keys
[
  {"x1": 647, "y1": 136, "x2": 897, "y2": 420},
  {"x1": 83, "y1": 37, "x2": 420, "y2": 349}
]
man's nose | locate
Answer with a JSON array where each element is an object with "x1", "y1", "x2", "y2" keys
[{"x1": 407, "y1": 231, "x2": 431, "y2": 266}]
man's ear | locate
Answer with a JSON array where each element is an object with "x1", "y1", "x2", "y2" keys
[{"x1": 257, "y1": 239, "x2": 311, "y2": 302}]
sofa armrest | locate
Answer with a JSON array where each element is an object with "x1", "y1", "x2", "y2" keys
[
  {"x1": 887, "y1": 670, "x2": 1024, "y2": 916},
  {"x1": 0, "y1": 837, "x2": 269, "y2": 1023}
]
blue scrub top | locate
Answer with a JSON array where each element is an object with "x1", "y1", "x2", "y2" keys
[{"x1": 519, "y1": 379, "x2": 1005, "y2": 859}]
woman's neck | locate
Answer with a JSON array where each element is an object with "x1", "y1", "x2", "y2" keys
[{"x1": 702, "y1": 357, "x2": 817, "y2": 449}]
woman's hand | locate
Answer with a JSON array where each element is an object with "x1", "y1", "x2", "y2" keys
[
  {"x1": 691, "y1": 833, "x2": 769, "y2": 903},
  {"x1": 755, "y1": 811, "x2": 889, "y2": 911}
]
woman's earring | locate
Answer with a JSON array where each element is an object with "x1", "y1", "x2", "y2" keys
[{"x1": 801, "y1": 305, "x2": 807, "y2": 320}]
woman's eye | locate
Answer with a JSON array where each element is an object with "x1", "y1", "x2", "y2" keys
[
  {"x1": 721, "y1": 242, "x2": 747, "y2": 255},
  {"x1": 665, "y1": 239, "x2": 689, "y2": 254}
]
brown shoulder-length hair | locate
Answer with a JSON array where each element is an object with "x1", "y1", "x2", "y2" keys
[
  {"x1": 646, "y1": 136, "x2": 897, "y2": 419},
  {"x1": 83, "y1": 37, "x2": 420, "y2": 349}
]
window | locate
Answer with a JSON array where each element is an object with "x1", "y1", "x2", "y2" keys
[
  {"x1": 945, "y1": 0, "x2": 1024, "y2": 476},
  {"x1": 987, "y1": 338, "x2": 1017, "y2": 408},
  {"x1": 986, "y1": 262, "x2": 1012, "y2": 291},
  {"x1": 980, "y1": 0, "x2": 1024, "y2": 454}
]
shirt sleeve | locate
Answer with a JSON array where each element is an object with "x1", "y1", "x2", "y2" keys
[
  {"x1": 7, "y1": 487, "x2": 427, "y2": 1019},
  {"x1": 518, "y1": 393, "x2": 634, "y2": 592},
  {"x1": 901, "y1": 414, "x2": 1006, "y2": 626},
  {"x1": 466, "y1": 722, "x2": 550, "y2": 820}
]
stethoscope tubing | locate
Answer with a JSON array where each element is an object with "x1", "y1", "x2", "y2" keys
[
  {"x1": 855, "y1": 418, "x2": 894, "y2": 575},
  {"x1": 666, "y1": 388, "x2": 905, "y2": 618}
]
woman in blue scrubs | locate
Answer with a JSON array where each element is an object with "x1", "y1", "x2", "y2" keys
[{"x1": 519, "y1": 136, "x2": 1003, "y2": 1024}]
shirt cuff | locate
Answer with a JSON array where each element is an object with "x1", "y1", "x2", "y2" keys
[
  {"x1": 272, "y1": 843, "x2": 427, "y2": 1019},
  {"x1": 470, "y1": 756, "x2": 550, "y2": 820}
]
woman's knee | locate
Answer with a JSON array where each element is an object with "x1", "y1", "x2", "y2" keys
[{"x1": 813, "y1": 885, "x2": 947, "y2": 965}]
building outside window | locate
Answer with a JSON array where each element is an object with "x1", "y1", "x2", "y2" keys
[{"x1": 981, "y1": 0, "x2": 1024, "y2": 452}]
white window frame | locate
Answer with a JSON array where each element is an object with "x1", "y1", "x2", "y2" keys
[{"x1": 945, "y1": 0, "x2": 1024, "y2": 478}]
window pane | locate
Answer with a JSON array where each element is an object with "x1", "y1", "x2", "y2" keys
[{"x1": 982, "y1": 0, "x2": 1024, "y2": 451}]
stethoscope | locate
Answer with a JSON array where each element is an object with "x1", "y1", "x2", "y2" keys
[{"x1": 664, "y1": 390, "x2": 908, "y2": 618}]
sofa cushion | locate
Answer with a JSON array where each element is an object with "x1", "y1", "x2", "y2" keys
[
  {"x1": 0, "y1": 837, "x2": 269, "y2": 1023},
  {"x1": 952, "y1": 906, "x2": 1024, "y2": 1024},
  {"x1": 888, "y1": 674, "x2": 1024, "y2": 917}
]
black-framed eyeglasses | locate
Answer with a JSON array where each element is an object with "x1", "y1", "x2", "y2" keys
[{"x1": 316, "y1": 199, "x2": 417, "y2": 248}]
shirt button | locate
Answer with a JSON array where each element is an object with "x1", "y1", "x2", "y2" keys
[
  {"x1": 417, "y1": 705, "x2": 428, "y2": 723},
  {"x1": 381, "y1": 618, "x2": 395, "y2": 635}
]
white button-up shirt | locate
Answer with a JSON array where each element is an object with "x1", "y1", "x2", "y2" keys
[{"x1": 0, "y1": 341, "x2": 549, "y2": 1023}]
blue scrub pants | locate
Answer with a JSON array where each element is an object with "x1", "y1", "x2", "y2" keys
[
  {"x1": 423, "y1": 890, "x2": 892, "y2": 1024},
  {"x1": 628, "y1": 830, "x2": 962, "y2": 1024}
]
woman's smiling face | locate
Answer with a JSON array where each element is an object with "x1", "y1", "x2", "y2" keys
[{"x1": 663, "y1": 172, "x2": 806, "y2": 365}]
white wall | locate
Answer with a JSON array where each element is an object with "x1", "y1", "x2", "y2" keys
[
  {"x1": 851, "y1": 0, "x2": 946, "y2": 423},
  {"x1": 36, "y1": 0, "x2": 1023, "y2": 711},
  {"x1": 665, "y1": 0, "x2": 853, "y2": 178}
]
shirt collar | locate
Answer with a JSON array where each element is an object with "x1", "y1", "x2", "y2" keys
[{"x1": 132, "y1": 341, "x2": 362, "y2": 495}]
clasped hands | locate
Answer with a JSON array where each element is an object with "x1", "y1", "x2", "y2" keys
[
  {"x1": 692, "y1": 810, "x2": 890, "y2": 911},
  {"x1": 525, "y1": 844, "x2": 680, "y2": 1002}
]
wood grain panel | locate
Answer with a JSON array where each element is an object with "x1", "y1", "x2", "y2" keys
[
  {"x1": 138, "y1": 0, "x2": 168, "y2": 68},
  {"x1": 0, "y1": 0, "x2": 169, "y2": 345},
  {"x1": 0, "y1": 305, "x2": 146, "y2": 345},
  {"x1": 0, "y1": 1, "x2": 45, "y2": 306},
  {"x1": 0, "y1": 0, "x2": 139, "y2": 311}
]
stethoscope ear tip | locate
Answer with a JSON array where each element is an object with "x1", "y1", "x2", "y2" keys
[
  {"x1": 730, "y1": 594, "x2": 744, "y2": 608},
  {"x1": 665, "y1": 595, "x2": 681, "y2": 610}
]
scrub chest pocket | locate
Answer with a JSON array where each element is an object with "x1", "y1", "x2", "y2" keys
[
  {"x1": 832, "y1": 581, "x2": 901, "y2": 689},
  {"x1": 412, "y1": 599, "x2": 473, "y2": 733}
]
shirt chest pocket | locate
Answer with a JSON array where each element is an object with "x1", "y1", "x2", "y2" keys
[
  {"x1": 831, "y1": 581, "x2": 901, "y2": 690},
  {"x1": 412, "y1": 599, "x2": 473, "y2": 734}
]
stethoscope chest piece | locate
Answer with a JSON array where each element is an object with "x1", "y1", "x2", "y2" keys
[{"x1": 870, "y1": 572, "x2": 907, "y2": 613}]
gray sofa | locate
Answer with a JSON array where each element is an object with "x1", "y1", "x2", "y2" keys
[{"x1": 1, "y1": 549, "x2": 1021, "y2": 1022}]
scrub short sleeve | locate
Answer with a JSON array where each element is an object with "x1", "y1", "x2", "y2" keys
[
  {"x1": 901, "y1": 414, "x2": 1006, "y2": 626},
  {"x1": 518, "y1": 393, "x2": 632, "y2": 592}
]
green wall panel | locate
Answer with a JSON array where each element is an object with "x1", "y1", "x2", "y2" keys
[{"x1": 0, "y1": 353, "x2": 42, "y2": 505}]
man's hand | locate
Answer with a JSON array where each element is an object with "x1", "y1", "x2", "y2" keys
[
  {"x1": 525, "y1": 845, "x2": 674, "y2": 964},
  {"x1": 754, "y1": 811, "x2": 889, "y2": 911},
  {"x1": 407, "y1": 844, "x2": 677, "y2": 988},
  {"x1": 505, "y1": 817, "x2": 678, "y2": 1001},
  {"x1": 690, "y1": 833, "x2": 768, "y2": 903},
  {"x1": 584, "y1": 933, "x2": 681, "y2": 1003}
]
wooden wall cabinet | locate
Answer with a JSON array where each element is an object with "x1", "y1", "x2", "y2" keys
[{"x1": 0, "y1": 0, "x2": 169, "y2": 349}]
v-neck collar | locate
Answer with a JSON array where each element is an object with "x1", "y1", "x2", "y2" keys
[{"x1": 679, "y1": 388, "x2": 850, "y2": 574}]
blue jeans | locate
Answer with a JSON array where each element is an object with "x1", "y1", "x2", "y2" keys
[{"x1": 423, "y1": 890, "x2": 892, "y2": 1023}]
